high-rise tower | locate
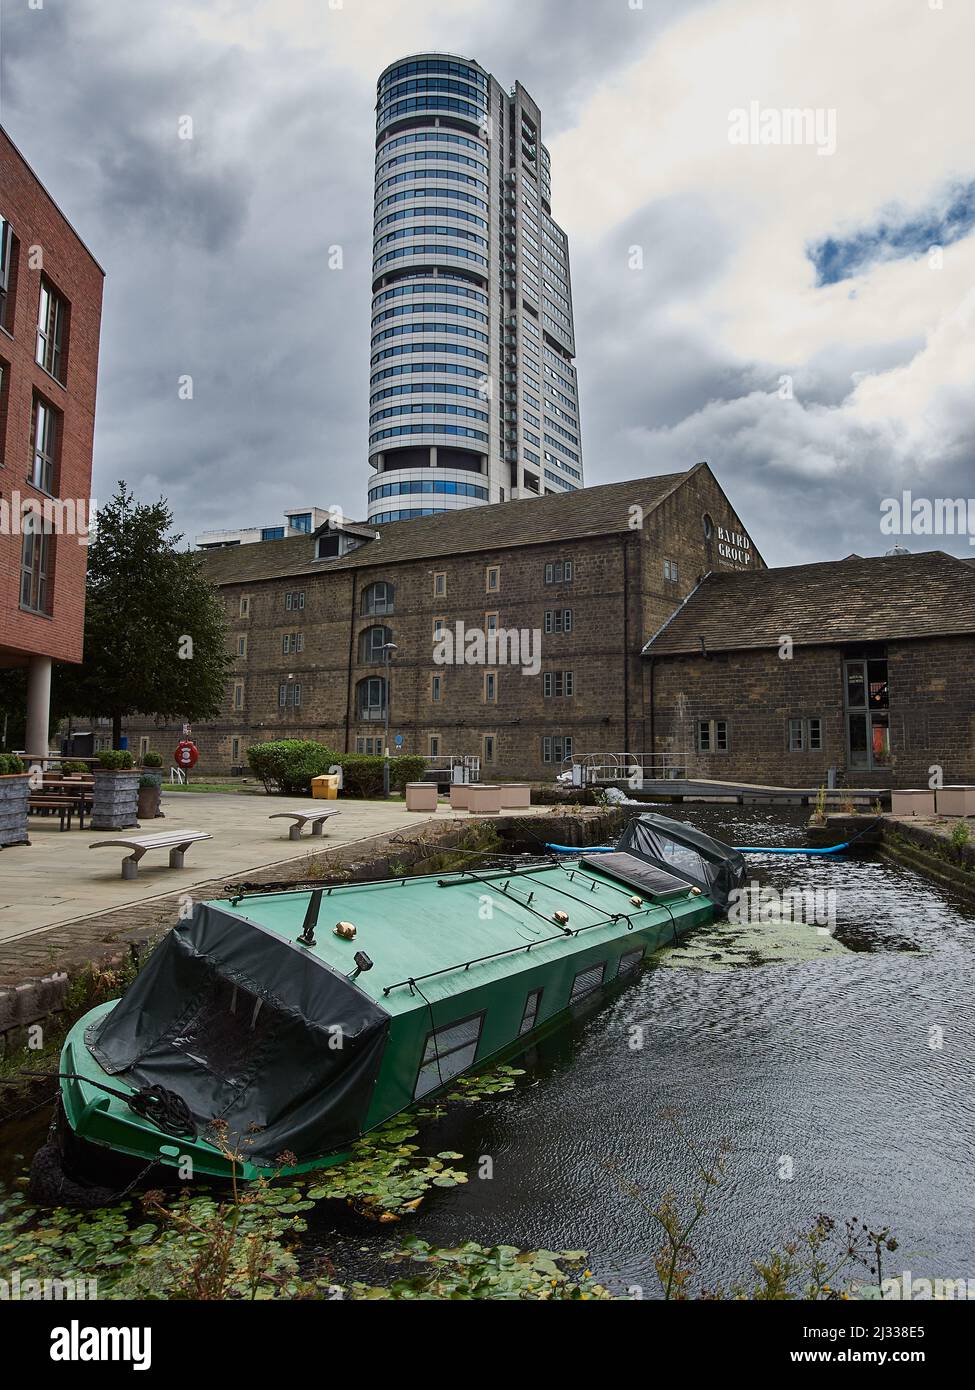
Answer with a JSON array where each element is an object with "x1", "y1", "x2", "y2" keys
[{"x1": 368, "y1": 54, "x2": 583, "y2": 523}]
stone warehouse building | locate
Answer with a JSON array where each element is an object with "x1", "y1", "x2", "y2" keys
[
  {"x1": 124, "y1": 463, "x2": 761, "y2": 777},
  {"x1": 644, "y1": 551, "x2": 975, "y2": 788}
]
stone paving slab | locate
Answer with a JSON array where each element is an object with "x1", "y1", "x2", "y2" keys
[
  {"x1": 0, "y1": 791, "x2": 568, "y2": 990},
  {"x1": 0, "y1": 790, "x2": 558, "y2": 944}
]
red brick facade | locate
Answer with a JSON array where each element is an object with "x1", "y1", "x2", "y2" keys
[{"x1": 0, "y1": 129, "x2": 104, "y2": 670}]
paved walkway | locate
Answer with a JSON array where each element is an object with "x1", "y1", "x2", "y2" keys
[{"x1": 0, "y1": 790, "x2": 556, "y2": 945}]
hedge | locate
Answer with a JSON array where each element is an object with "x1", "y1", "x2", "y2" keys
[
  {"x1": 335, "y1": 753, "x2": 427, "y2": 799},
  {"x1": 246, "y1": 740, "x2": 427, "y2": 797},
  {"x1": 247, "y1": 741, "x2": 339, "y2": 795}
]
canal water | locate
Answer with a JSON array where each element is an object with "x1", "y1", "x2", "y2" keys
[
  {"x1": 3, "y1": 804, "x2": 974, "y2": 1295},
  {"x1": 317, "y1": 804, "x2": 975, "y2": 1294}
]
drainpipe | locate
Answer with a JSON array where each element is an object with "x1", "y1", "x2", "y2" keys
[
  {"x1": 344, "y1": 572, "x2": 357, "y2": 753},
  {"x1": 621, "y1": 537, "x2": 630, "y2": 751},
  {"x1": 647, "y1": 654, "x2": 655, "y2": 763}
]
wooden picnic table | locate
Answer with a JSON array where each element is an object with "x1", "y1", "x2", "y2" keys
[{"x1": 29, "y1": 780, "x2": 94, "y2": 830}]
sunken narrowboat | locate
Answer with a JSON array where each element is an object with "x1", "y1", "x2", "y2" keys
[{"x1": 37, "y1": 815, "x2": 745, "y2": 1196}]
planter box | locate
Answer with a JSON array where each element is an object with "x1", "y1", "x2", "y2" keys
[
  {"x1": 0, "y1": 774, "x2": 30, "y2": 847},
  {"x1": 91, "y1": 769, "x2": 140, "y2": 830},
  {"x1": 890, "y1": 790, "x2": 936, "y2": 817},
  {"x1": 140, "y1": 769, "x2": 165, "y2": 819},
  {"x1": 467, "y1": 784, "x2": 501, "y2": 816},
  {"x1": 936, "y1": 786, "x2": 975, "y2": 817},
  {"x1": 499, "y1": 783, "x2": 531, "y2": 810},
  {"x1": 405, "y1": 782, "x2": 438, "y2": 813},
  {"x1": 449, "y1": 784, "x2": 470, "y2": 811}
]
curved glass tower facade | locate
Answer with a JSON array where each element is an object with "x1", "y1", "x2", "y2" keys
[{"x1": 368, "y1": 54, "x2": 583, "y2": 523}]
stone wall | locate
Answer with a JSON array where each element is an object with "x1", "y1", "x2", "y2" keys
[
  {"x1": 650, "y1": 635, "x2": 975, "y2": 787},
  {"x1": 124, "y1": 465, "x2": 761, "y2": 778}
]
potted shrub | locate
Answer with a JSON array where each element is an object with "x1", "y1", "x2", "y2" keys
[
  {"x1": 91, "y1": 749, "x2": 140, "y2": 830},
  {"x1": 139, "y1": 751, "x2": 165, "y2": 819},
  {"x1": 0, "y1": 753, "x2": 30, "y2": 848}
]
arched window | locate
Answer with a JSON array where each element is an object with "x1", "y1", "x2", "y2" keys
[
  {"x1": 356, "y1": 676, "x2": 387, "y2": 722},
  {"x1": 359, "y1": 625, "x2": 393, "y2": 664},
  {"x1": 361, "y1": 581, "x2": 394, "y2": 616}
]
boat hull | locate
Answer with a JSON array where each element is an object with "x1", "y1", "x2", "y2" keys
[{"x1": 45, "y1": 854, "x2": 717, "y2": 1198}]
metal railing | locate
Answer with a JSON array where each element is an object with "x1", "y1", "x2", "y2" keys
[
  {"x1": 423, "y1": 754, "x2": 481, "y2": 784},
  {"x1": 561, "y1": 752, "x2": 692, "y2": 786}
]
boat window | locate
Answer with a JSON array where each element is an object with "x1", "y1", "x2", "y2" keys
[
  {"x1": 618, "y1": 947, "x2": 644, "y2": 978},
  {"x1": 569, "y1": 961, "x2": 605, "y2": 1004},
  {"x1": 414, "y1": 1011, "x2": 485, "y2": 1099},
  {"x1": 519, "y1": 988, "x2": 543, "y2": 1035}
]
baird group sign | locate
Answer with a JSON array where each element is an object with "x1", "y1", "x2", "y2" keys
[{"x1": 716, "y1": 525, "x2": 752, "y2": 566}]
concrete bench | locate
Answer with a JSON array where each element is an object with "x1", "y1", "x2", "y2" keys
[
  {"x1": 499, "y1": 783, "x2": 531, "y2": 810},
  {"x1": 467, "y1": 784, "x2": 502, "y2": 815},
  {"x1": 891, "y1": 789, "x2": 936, "y2": 817},
  {"x1": 90, "y1": 830, "x2": 213, "y2": 879},
  {"x1": 269, "y1": 807, "x2": 342, "y2": 840}
]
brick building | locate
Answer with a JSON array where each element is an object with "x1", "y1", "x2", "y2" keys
[
  {"x1": 124, "y1": 462, "x2": 761, "y2": 776},
  {"x1": 0, "y1": 129, "x2": 104, "y2": 753},
  {"x1": 643, "y1": 551, "x2": 975, "y2": 788}
]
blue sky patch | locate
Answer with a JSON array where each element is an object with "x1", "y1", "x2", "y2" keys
[{"x1": 809, "y1": 180, "x2": 975, "y2": 285}]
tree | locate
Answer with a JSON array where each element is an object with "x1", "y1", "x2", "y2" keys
[{"x1": 55, "y1": 483, "x2": 234, "y2": 747}]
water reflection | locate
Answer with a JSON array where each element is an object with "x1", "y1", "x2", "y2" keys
[{"x1": 335, "y1": 805, "x2": 975, "y2": 1293}]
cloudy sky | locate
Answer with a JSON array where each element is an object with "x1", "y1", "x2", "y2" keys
[{"x1": 2, "y1": 0, "x2": 973, "y2": 565}]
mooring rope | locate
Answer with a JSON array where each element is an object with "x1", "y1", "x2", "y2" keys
[{"x1": 0, "y1": 1071, "x2": 197, "y2": 1139}]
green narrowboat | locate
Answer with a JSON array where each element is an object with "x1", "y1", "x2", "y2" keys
[{"x1": 35, "y1": 815, "x2": 745, "y2": 1199}]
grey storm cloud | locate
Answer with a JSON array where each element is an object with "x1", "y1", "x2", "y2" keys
[{"x1": 2, "y1": 0, "x2": 973, "y2": 565}]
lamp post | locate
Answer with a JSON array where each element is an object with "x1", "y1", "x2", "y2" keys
[{"x1": 381, "y1": 642, "x2": 397, "y2": 797}]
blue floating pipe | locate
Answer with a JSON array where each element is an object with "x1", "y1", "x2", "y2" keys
[
  {"x1": 546, "y1": 843, "x2": 612, "y2": 853},
  {"x1": 734, "y1": 843, "x2": 850, "y2": 855},
  {"x1": 545, "y1": 841, "x2": 851, "y2": 856}
]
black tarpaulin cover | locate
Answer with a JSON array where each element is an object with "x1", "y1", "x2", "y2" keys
[
  {"x1": 90, "y1": 903, "x2": 391, "y2": 1163},
  {"x1": 615, "y1": 813, "x2": 747, "y2": 912}
]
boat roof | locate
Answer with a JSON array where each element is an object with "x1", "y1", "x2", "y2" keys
[{"x1": 208, "y1": 861, "x2": 696, "y2": 1013}]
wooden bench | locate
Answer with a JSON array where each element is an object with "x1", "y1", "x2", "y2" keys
[
  {"x1": 269, "y1": 807, "x2": 342, "y2": 840},
  {"x1": 29, "y1": 795, "x2": 77, "y2": 831},
  {"x1": 90, "y1": 830, "x2": 212, "y2": 879}
]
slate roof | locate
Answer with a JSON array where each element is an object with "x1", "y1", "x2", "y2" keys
[
  {"x1": 643, "y1": 550, "x2": 975, "y2": 655},
  {"x1": 198, "y1": 467, "x2": 698, "y2": 585}
]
